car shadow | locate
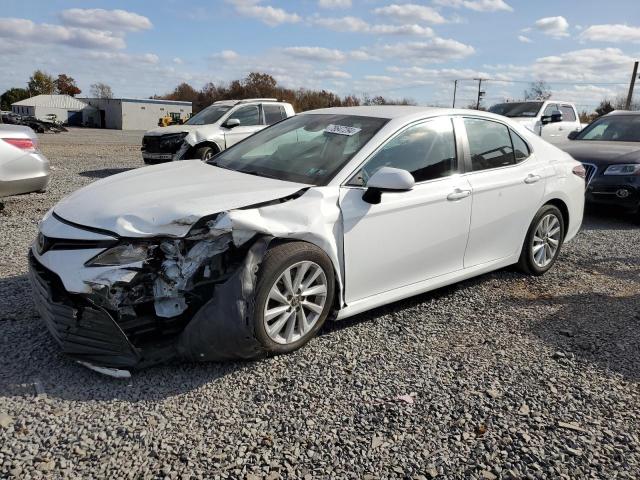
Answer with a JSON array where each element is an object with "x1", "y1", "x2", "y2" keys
[
  {"x1": 79, "y1": 168, "x2": 134, "y2": 179},
  {"x1": 0, "y1": 273, "x2": 249, "y2": 403},
  {"x1": 519, "y1": 287, "x2": 640, "y2": 382},
  {"x1": 582, "y1": 205, "x2": 638, "y2": 229}
]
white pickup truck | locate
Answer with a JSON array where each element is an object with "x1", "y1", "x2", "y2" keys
[
  {"x1": 489, "y1": 100, "x2": 582, "y2": 144},
  {"x1": 142, "y1": 98, "x2": 295, "y2": 163}
]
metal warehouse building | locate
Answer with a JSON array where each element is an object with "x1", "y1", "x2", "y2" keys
[
  {"x1": 79, "y1": 97, "x2": 192, "y2": 130},
  {"x1": 11, "y1": 95, "x2": 94, "y2": 126}
]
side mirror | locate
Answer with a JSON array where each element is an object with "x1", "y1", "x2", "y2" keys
[
  {"x1": 567, "y1": 130, "x2": 580, "y2": 140},
  {"x1": 541, "y1": 111, "x2": 563, "y2": 125},
  {"x1": 362, "y1": 167, "x2": 415, "y2": 204},
  {"x1": 223, "y1": 118, "x2": 240, "y2": 129}
]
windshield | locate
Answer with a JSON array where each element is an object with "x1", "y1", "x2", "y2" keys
[
  {"x1": 210, "y1": 114, "x2": 388, "y2": 185},
  {"x1": 577, "y1": 115, "x2": 640, "y2": 142},
  {"x1": 489, "y1": 102, "x2": 544, "y2": 118},
  {"x1": 186, "y1": 105, "x2": 231, "y2": 125}
]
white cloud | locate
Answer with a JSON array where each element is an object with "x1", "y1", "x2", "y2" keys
[
  {"x1": 533, "y1": 48, "x2": 633, "y2": 79},
  {"x1": 364, "y1": 75, "x2": 395, "y2": 83},
  {"x1": 313, "y1": 16, "x2": 434, "y2": 36},
  {"x1": 313, "y1": 16, "x2": 369, "y2": 32},
  {"x1": 581, "y1": 24, "x2": 640, "y2": 43},
  {"x1": 212, "y1": 49, "x2": 240, "y2": 62},
  {"x1": 173, "y1": 57, "x2": 183, "y2": 65},
  {"x1": 227, "y1": 0, "x2": 301, "y2": 26},
  {"x1": 317, "y1": 69, "x2": 352, "y2": 79},
  {"x1": 0, "y1": 17, "x2": 126, "y2": 50},
  {"x1": 372, "y1": 4, "x2": 446, "y2": 24},
  {"x1": 83, "y1": 51, "x2": 160, "y2": 65},
  {"x1": 518, "y1": 35, "x2": 532, "y2": 43},
  {"x1": 283, "y1": 46, "x2": 372, "y2": 62},
  {"x1": 318, "y1": 0, "x2": 352, "y2": 8},
  {"x1": 59, "y1": 8, "x2": 152, "y2": 32},
  {"x1": 433, "y1": 0, "x2": 513, "y2": 12},
  {"x1": 533, "y1": 16, "x2": 569, "y2": 38},
  {"x1": 378, "y1": 38, "x2": 475, "y2": 63}
]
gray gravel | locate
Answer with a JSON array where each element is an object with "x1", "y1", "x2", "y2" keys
[{"x1": 1, "y1": 128, "x2": 639, "y2": 479}]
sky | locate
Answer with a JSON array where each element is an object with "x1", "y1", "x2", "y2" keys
[{"x1": 1, "y1": 0, "x2": 640, "y2": 111}]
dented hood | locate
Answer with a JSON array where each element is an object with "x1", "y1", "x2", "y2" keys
[
  {"x1": 54, "y1": 161, "x2": 307, "y2": 238},
  {"x1": 143, "y1": 124, "x2": 204, "y2": 136}
]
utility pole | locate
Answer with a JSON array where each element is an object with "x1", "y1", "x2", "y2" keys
[
  {"x1": 452, "y1": 80, "x2": 458, "y2": 108},
  {"x1": 625, "y1": 61, "x2": 639, "y2": 110},
  {"x1": 474, "y1": 78, "x2": 485, "y2": 110}
]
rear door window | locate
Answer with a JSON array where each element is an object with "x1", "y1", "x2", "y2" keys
[
  {"x1": 263, "y1": 104, "x2": 286, "y2": 125},
  {"x1": 559, "y1": 105, "x2": 576, "y2": 122},
  {"x1": 463, "y1": 118, "x2": 516, "y2": 171}
]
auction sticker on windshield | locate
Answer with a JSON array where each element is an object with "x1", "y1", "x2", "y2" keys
[{"x1": 325, "y1": 124, "x2": 362, "y2": 136}]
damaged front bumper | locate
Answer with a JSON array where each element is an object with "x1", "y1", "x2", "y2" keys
[{"x1": 28, "y1": 221, "x2": 273, "y2": 371}]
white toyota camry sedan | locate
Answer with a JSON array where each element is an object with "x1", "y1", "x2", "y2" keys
[{"x1": 29, "y1": 106, "x2": 585, "y2": 374}]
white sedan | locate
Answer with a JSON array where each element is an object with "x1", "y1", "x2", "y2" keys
[{"x1": 29, "y1": 106, "x2": 585, "y2": 374}]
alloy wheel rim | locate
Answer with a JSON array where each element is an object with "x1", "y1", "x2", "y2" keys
[
  {"x1": 532, "y1": 213, "x2": 561, "y2": 268},
  {"x1": 263, "y1": 261, "x2": 327, "y2": 345},
  {"x1": 203, "y1": 150, "x2": 214, "y2": 161}
]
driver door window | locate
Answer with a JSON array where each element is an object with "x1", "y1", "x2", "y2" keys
[
  {"x1": 353, "y1": 117, "x2": 457, "y2": 185},
  {"x1": 232, "y1": 105, "x2": 261, "y2": 126}
]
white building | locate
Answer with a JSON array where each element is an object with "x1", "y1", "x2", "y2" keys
[
  {"x1": 11, "y1": 95, "x2": 94, "y2": 126},
  {"x1": 79, "y1": 97, "x2": 192, "y2": 130}
]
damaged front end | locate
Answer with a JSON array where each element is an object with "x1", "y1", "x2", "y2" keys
[
  {"x1": 29, "y1": 186, "x2": 343, "y2": 373},
  {"x1": 29, "y1": 214, "x2": 272, "y2": 371}
]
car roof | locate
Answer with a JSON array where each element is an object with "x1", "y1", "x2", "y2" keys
[
  {"x1": 605, "y1": 110, "x2": 640, "y2": 117},
  {"x1": 0, "y1": 124, "x2": 36, "y2": 138},
  {"x1": 300, "y1": 105, "x2": 515, "y2": 123}
]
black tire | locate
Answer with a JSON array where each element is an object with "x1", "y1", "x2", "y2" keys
[
  {"x1": 252, "y1": 241, "x2": 335, "y2": 355},
  {"x1": 518, "y1": 204, "x2": 565, "y2": 276},
  {"x1": 194, "y1": 145, "x2": 218, "y2": 161}
]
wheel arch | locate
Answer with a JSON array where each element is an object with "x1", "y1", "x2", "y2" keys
[
  {"x1": 267, "y1": 237, "x2": 343, "y2": 317},
  {"x1": 543, "y1": 198, "x2": 570, "y2": 238},
  {"x1": 186, "y1": 140, "x2": 222, "y2": 159}
]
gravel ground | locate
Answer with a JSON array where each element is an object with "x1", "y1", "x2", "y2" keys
[{"x1": 1, "y1": 128, "x2": 639, "y2": 479}]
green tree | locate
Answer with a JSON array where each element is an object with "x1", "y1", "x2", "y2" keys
[
  {"x1": 27, "y1": 70, "x2": 55, "y2": 95},
  {"x1": 0, "y1": 87, "x2": 30, "y2": 110},
  {"x1": 54, "y1": 74, "x2": 81, "y2": 96}
]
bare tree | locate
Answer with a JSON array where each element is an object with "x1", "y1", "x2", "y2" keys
[
  {"x1": 90, "y1": 82, "x2": 113, "y2": 99},
  {"x1": 524, "y1": 81, "x2": 552, "y2": 101}
]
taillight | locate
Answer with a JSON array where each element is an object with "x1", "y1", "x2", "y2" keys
[
  {"x1": 2, "y1": 138, "x2": 37, "y2": 152},
  {"x1": 572, "y1": 165, "x2": 586, "y2": 179}
]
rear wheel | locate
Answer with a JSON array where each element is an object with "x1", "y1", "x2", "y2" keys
[
  {"x1": 518, "y1": 205, "x2": 565, "y2": 276},
  {"x1": 252, "y1": 242, "x2": 335, "y2": 354},
  {"x1": 194, "y1": 145, "x2": 218, "y2": 161}
]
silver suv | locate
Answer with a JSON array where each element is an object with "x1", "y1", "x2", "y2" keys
[{"x1": 141, "y1": 98, "x2": 295, "y2": 163}]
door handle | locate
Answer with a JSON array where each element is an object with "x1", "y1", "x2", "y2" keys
[
  {"x1": 447, "y1": 188, "x2": 471, "y2": 201},
  {"x1": 524, "y1": 174, "x2": 541, "y2": 184}
]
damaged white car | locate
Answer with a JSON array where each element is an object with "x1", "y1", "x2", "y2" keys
[
  {"x1": 141, "y1": 98, "x2": 295, "y2": 163},
  {"x1": 30, "y1": 106, "x2": 585, "y2": 374}
]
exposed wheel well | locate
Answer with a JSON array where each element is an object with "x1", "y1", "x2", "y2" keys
[
  {"x1": 267, "y1": 237, "x2": 342, "y2": 316},
  {"x1": 186, "y1": 141, "x2": 221, "y2": 159},
  {"x1": 544, "y1": 199, "x2": 569, "y2": 238}
]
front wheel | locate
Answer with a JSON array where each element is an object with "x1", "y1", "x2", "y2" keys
[
  {"x1": 194, "y1": 145, "x2": 217, "y2": 161},
  {"x1": 518, "y1": 205, "x2": 565, "y2": 276},
  {"x1": 252, "y1": 242, "x2": 335, "y2": 355}
]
